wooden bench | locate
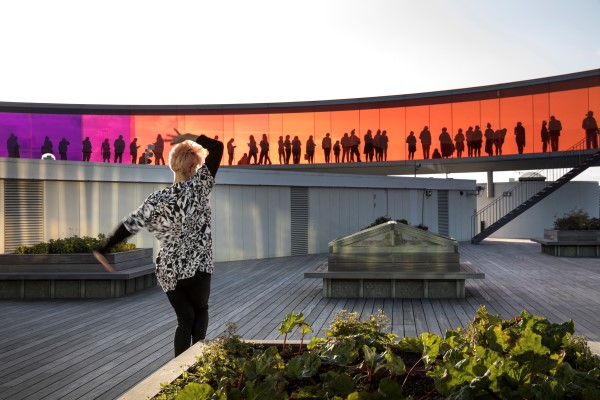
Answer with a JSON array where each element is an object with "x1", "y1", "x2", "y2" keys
[{"x1": 305, "y1": 261, "x2": 485, "y2": 299}]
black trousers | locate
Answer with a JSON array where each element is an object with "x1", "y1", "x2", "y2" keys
[{"x1": 166, "y1": 270, "x2": 211, "y2": 356}]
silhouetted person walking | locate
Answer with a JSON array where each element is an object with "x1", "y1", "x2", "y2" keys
[
  {"x1": 364, "y1": 129, "x2": 374, "y2": 162},
  {"x1": 484, "y1": 123, "x2": 494, "y2": 156},
  {"x1": 406, "y1": 131, "x2": 417, "y2": 160},
  {"x1": 548, "y1": 116, "x2": 562, "y2": 152},
  {"x1": 114, "y1": 135, "x2": 126, "y2": 163},
  {"x1": 277, "y1": 136, "x2": 284, "y2": 164},
  {"x1": 541, "y1": 120, "x2": 549, "y2": 152},
  {"x1": 284, "y1": 135, "x2": 292, "y2": 164},
  {"x1": 454, "y1": 128, "x2": 465, "y2": 158},
  {"x1": 439, "y1": 127, "x2": 453, "y2": 158},
  {"x1": 466, "y1": 126, "x2": 474, "y2": 157},
  {"x1": 306, "y1": 135, "x2": 315, "y2": 164},
  {"x1": 473, "y1": 125, "x2": 482, "y2": 157},
  {"x1": 381, "y1": 130, "x2": 389, "y2": 161},
  {"x1": 373, "y1": 129, "x2": 382, "y2": 161},
  {"x1": 248, "y1": 135, "x2": 258, "y2": 164},
  {"x1": 494, "y1": 128, "x2": 506, "y2": 156},
  {"x1": 41, "y1": 136, "x2": 54, "y2": 157},
  {"x1": 258, "y1": 134, "x2": 272, "y2": 165},
  {"x1": 82, "y1": 137, "x2": 92, "y2": 161},
  {"x1": 227, "y1": 138, "x2": 236, "y2": 165},
  {"x1": 292, "y1": 135, "x2": 302, "y2": 164},
  {"x1": 58, "y1": 138, "x2": 70, "y2": 160},
  {"x1": 7, "y1": 133, "x2": 20, "y2": 158},
  {"x1": 341, "y1": 133, "x2": 350, "y2": 162},
  {"x1": 514, "y1": 122, "x2": 526, "y2": 154},
  {"x1": 349, "y1": 129, "x2": 361, "y2": 162},
  {"x1": 582, "y1": 111, "x2": 598, "y2": 149},
  {"x1": 154, "y1": 134, "x2": 165, "y2": 165},
  {"x1": 101, "y1": 138, "x2": 110, "y2": 162},
  {"x1": 419, "y1": 126, "x2": 431, "y2": 159},
  {"x1": 130, "y1": 138, "x2": 140, "y2": 164},
  {"x1": 333, "y1": 140, "x2": 341, "y2": 163},
  {"x1": 322, "y1": 133, "x2": 332, "y2": 163}
]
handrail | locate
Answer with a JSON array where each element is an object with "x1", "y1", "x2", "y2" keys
[{"x1": 471, "y1": 138, "x2": 592, "y2": 238}]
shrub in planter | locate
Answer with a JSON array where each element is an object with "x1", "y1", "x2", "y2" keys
[
  {"x1": 13, "y1": 233, "x2": 136, "y2": 254},
  {"x1": 553, "y1": 209, "x2": 600, "y2": 231},
  {"x1": 152, "y1": 307, "x2": 600, "y2": 400},
  {"x1": 362, "y1": 216, "x2": 409, "y2": 231}
]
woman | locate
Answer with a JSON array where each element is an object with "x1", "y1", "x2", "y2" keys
[{"x1": 94, "y1": 129, "x2": 224, "y2": 357}]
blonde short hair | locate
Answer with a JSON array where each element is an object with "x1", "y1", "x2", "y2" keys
[{"x1": 169, "y1": 140, "x2": 208, "y2": 180}]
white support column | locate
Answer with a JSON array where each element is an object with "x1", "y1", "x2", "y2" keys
[{"x1": 487, "y1": 171, "x2": 495, "y2": 197}]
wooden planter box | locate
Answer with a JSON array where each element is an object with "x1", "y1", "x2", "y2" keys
[
  {"x1": 0, "y1": 248, "x2": 156, "y2": 299},
  {"x1": 531, "y1": 229, "x2": 600, "y2": 257}
]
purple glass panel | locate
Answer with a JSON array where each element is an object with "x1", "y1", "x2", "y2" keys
[
  {"x1": 31, "y1": 114, "x2": 83, "y2": 161},
  {"x1": 82, "y1": 115, "x2": 132, "y2": 163},
  {"x1": 0, "y1": 112, "x2": 32, "y2": 158}
]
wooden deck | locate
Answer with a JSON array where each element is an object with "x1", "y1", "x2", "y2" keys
[{"x1": 1, "y1": 239, "x2": 599, "y2": 399}]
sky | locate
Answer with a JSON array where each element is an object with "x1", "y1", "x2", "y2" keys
[{"x1": 1, "y1": 0, "x2": 599, "y2": 182}]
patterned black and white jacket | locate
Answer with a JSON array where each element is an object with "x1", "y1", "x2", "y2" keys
[{"x1": 101, "y1": 135, "x2": 224, "y2": 292}]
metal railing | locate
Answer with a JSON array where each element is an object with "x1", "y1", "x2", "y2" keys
[{"x1": 471, "y1": 139, "x2": 594, "y2": 238}]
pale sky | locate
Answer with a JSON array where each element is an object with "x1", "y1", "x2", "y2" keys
[{"x1": 0, "y1": 0, "x2": 598, "y2": 105}]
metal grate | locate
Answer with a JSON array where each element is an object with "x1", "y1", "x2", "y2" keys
[
  {"x1": 290, "y1": 187, "x2": 308, "y2": 256},
  {"x1": 4, "y1": 180, "x2": 44, "y2": 252},
  {"x1": 437, "y1": 190, "x2": 449, "y2": 236}
]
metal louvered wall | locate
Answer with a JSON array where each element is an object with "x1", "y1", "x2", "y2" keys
[
  {"x1": 437, "y1": 190, "x2": 449, "y2": 237},
  {"x1": 4, "y1": 180, "x2": 44, "y2": 252},
  {"x1": 290, "y1": 187, "x2": 308, "y2": 256}
]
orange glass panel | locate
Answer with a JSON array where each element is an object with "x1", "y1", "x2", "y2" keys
[
  {"x1": 430, "y1": 103, "x2": 452, "y2": 157},
  {"x1": 268, "y1": 113, "x2": 284, "y2": 164},
  {"x1": 281, "y1": 112, "x2": 315, "y2": 163},
  {"x1": 590, "y1": 87, "x2": 600, "y2": 115},
  {"x1": 133, "y1": 115, "x2": 178, "y2": 164},
  {"x1": 532, "y1": 93, "x2": 550, "y2": 152},
  {"x1": 549, "y1": 88, "x2": 589, "y2": 150},
  {"x1": 499, "y1": 95, "x2": 533, "y2": 155},
  {"x1": 405, "y1": 105, "x2": 429, "y2": 160},
  {"x1": 380, "y1": 107, "x2": 405, "y2": 161},
  {"x1": 314, "y1": 111, "x2": 332, "y2": 163},
  {"x1": 182, "y1": 115, "x2": 224, "y2": 140},
  {"x1": 451, "y1": 100, "x2": 480, "y2": 158},
  {"x1": 480, "y1": 99, "x2": 500, "y2": 131}
]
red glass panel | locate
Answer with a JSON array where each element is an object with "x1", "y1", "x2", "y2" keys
[
  {"x1": 499, "y1": 95, "x2": 533, "y2": 155},
  {"x1": 380, "y1": 107, "x2": 405, "y2": 161},
  {"x1": 549, "y1": 88, "x2": 589, "y2": 150},
  {"x1": 405, "y1": 105, "x2": 429, "y2": 160}
]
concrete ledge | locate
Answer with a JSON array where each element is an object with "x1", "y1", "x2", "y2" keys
[{"x1": 531, "y1": 239, "x2": 600, "y2": 257}]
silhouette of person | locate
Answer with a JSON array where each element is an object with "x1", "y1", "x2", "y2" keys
[
  {"x1": 114, "y1": 135, "x2": 126, "y2": 163},
  {"x1": 548, "y1": 116, "x2": 562, "y2": 152},
  {"x1": 381, "y1": 130, "x2": 389, "y2": 161},
  {"x1": 439, "y1": 127, "x2": 453, "y2": 158},
  {"x1": 373, "y1": 129, "x2": 382, "y2": 161},
  {"x1": 322, "y1": 133, "x2": 332, "y2": 163},
  {"x1": 237, "y1": 153, "x2": 249, "y2": 165},
  {"x1": 406, "y1": 131, "x2": 417, "y2": 160},
  {"x1": 582, "y1": 111, "x2": 598, "y2": 149},
  {"x1": 419, "y1": 126, "x2": 431, "y2": 159},
  {"x1": 484, "y1": 123, "x2": 494, "y2": 156},
  {"x1": 284, "y1": 135, "x2": 292, "y2": 164},
  {"x1": 349, "y1": 129, "x2": 361, "y2": 162},
  {"x1": 514, "y1": 122, "x2": 526, "y2": 154},
  {"x1": 130, "y1": 138, "x2": 140, "y2": 164},
  {"x1": 258, "y1": 134, "x2": 272, "y2": 165},
  {"x1": 101, "y1": 138, "x2": 110, "y2": 162},
  {"x1": 41, "y1": 136, "x2": 54, "y2": 157},
  {"x1": 541, "y1": 120, "x2": 549, "y2": 152},
  {"x1": 341, "y1": 133, "x2": 350, "y2": 162},
  {"x1": 333, "y1": 140, "x2": 341, "y2": 163},
  {"x1": 432, "y1": 148, "x2": 442, "y2": 159},
  {"x1": 227, "y1": 138, "x2": 236, "y2": 165},
  {"x1": 7, "y1": 133, "x2": 20, "y2": 158},
  {"x1": 154, "y1": 134, "x2": 165, "y2": 165},
  {"x1": 494, "y1": 128, "x2": 506, "y2": 156},
  {"x1": 454, "y1": 128, "x2": 465, "y2": 158},
  {"x1": 58, "y1": 138, "x2": 70, "y2": 160},
  {"x1": 466, "y1": 126, "x2": 474, "y2": 157},
  {"x1": 306, "y1": 135, "x2": 315, "y2": 164},
  {"x1": 363, "y1": 129, "x2": 374, "y2": 162},
  {"x1": 140, "y1": 148, "x2": 153, "y2": 164},
  {"x1": 473, "y1": 125, "x2": 483, "y2": 157},
  {"x1": 292, "y1": 135, "x2": 302, "y2": 164},
  {"x1": 277, "y1": 136, "x2": 284, "y2": 164},
  {"x1": 82, "y1": 137, "x2": 92, "y2": 161},
  {"x1": 247, "y1": 135, "x2": 258, "y2": 164}
]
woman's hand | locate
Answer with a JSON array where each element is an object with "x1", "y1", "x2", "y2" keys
[
  {"x1": 93, "y1": 251, "x2": 116, "y2": 273},
  {"x1": 168, "y1": 129, "x2": 198, "y2": 145}
]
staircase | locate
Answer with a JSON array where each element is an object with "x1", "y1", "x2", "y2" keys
[{"x1": 471, "y1": 141, "x2": 600, "y2": 244}]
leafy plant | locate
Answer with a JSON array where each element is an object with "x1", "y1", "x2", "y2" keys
[
  {"x1": 362, "y1": 216, "x2": 408, "y2": 230},
  {"x1": 13, "y1": 233, "x2": 136, "y2": 254},
  {"x1": 553, "y1": 209, "x2": 600, "y2": 230},
  {"x1": 153, "y1": 307, "x2": 600, "y2": 400}
]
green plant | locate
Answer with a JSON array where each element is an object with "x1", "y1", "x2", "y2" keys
[
  {"x1": 553, "y1": 209, "x2": 600, "y2": 230},
  {"x1": 13, "y1": 233, "x2": 136, "y2": 254},
  {"x1": 362, "y1": 216, "x2": 408, "y2": 231},
  {"x1": 153, "y1": 307, "x2": 600, "y2": 400}
]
